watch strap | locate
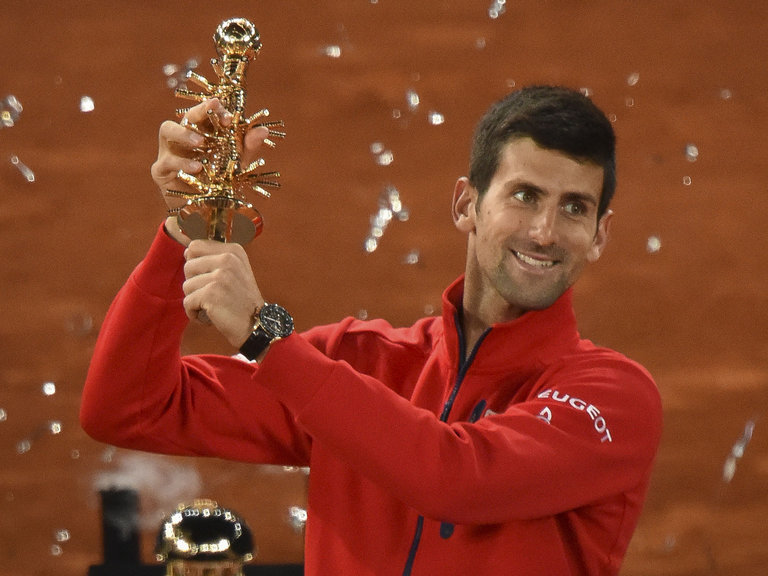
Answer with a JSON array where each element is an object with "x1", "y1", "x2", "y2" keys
[{"x1": 239, "y1": 327, "x2": 273, "y2": 361}]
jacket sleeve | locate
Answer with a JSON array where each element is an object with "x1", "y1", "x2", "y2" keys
[
  {"x1": 79, "y1": 224, "x2": 311, "y2": 466},
  {"x1": 253, "y1": 335, "x2": 662, "y2": 524}
]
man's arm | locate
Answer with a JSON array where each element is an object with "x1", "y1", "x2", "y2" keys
[{"x1": 253, "y1": 339, "x2": 662, "y2": 523}]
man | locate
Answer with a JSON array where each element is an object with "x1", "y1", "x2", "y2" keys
[{"x1": 81, "y1": 85, "x2": 662, "y2": 575}]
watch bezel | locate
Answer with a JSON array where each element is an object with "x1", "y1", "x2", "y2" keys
[{"x1": 258, "y1": 302, "x2": 294, "y2": 339}]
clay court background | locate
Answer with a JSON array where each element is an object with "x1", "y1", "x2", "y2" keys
[{"x1": 2, "y1": 1, "x2": 767, "y2": 574}]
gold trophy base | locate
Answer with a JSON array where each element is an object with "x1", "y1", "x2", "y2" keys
[{"x1": 177, "y1": 197, "x2": 264, "y2": 245}]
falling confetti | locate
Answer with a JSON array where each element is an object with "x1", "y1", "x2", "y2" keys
[
  {"x1": 370, "y1": 142, "x2": 394, "y2": 166},
  {"x1": 488, "y1": 0, "x2": 507, "y2": 19},
  {"x1": 162, "y1": 59, "x2": 199, "y2": 89},
  {"x1": 79, "y1": 96, "x2": 95, "y2": 112},
  {"x1": 627, "y1": 72, "x2": 640, "y2": 87},
  {"x1": 685, "y1": 144, "x2": 699, "y2": 162},
  {"x1": 682, "y1": 175, "x2": 692, "y2": 186},
  {"x1": 363, "y1": 185, "x2": 409, "y2": 253},
  {"x1": 10, "y1": 155, "x2": 35, "y2": 182},
  {"x1": 403, "y1": 249, "x2": 420, "y2": 265},
  {"x1": 288, "y1": 506, "x2": 308, "y2": 532},
  {"x1": 406, "y1": 89, "x2": 420, "y2": 112},
  {"x1": 427, "y1": 111, "x2": 445, "y2": 125},
  {"x1": 1, "y1": 94, "x2": 23, "y2": 128},
  {"x1": 15, "y1": 420, "x2": 64, "y2": 455},
  {"x1": 0, "y1": 408, "x2": 7, "y2": 422},
  {"x1": 54, "y1": 529, "x2": 71, "y2": 543},
  {"x1": 646, "y1": 236, "x2": 662, "y2": 254},
  {"x1": 322, "y1": 45, "x2": 342, "y2": 58},
  {"x1": 723, "y1": 419, "x2": 756, "y2": 483},
  {"x1": 42, "y1": 381, "x2": 56, "y2": 396}
]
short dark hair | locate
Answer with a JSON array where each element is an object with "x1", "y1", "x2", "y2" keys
[{"x1": 468, "y1": 86, "x2": 616, "y2": 220}]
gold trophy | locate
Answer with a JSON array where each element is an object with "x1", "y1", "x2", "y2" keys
[
  {"x1": 155, "y1": 499, "x2": 255, "y2": 576},
  {"x1": 168, "y1": 17, "x2": 284, "y2": 245}
]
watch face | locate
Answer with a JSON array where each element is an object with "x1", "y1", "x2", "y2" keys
[{"x1": 259, "y1": 303, "x2": 294, "y2": 338}]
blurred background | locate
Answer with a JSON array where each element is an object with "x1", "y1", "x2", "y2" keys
[{"x1": 1, "y1": 1, "x2": 766, "y2": 574}]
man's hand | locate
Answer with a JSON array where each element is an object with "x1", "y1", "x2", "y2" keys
[
  {"x1": 182, "y1": 239, "x2": 265, "y2": 348},
  {"x1": 151, "y1": 98, "x2": 270, "y2": 245}
]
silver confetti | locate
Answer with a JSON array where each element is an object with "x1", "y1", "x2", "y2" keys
[
  {"x1": 370, "y1": 142, "x2": 394, "y2": 166},
  {"x1": 42, "y1": 381, "x2": 56, "y2": 396},
  {"x1": 322, "y1": 45, "x2": 342, "y2": 58},
  {"x1": 0, "y1": 94, "x2": 23, "y2": 128},
  {"x1": 403, "y1": 249, "x2": 420, "y2": 265},
  {"x1": 163, "y1": 59, "x2": 199, "y2": 90},
  {"x1": 79, "y1": 96, "x2": 95, "y2": 113},
  {"x1": 406, "y1": 89, "x2": 420, "y2": 112},
  {"x1": 363, "y1": 185, "x2": 409, "y2": 252},
  {"x1": 685, "y1": 144, "x2": 699, "y2": 162},
  {"x1": 488, "y1": 0, "x2": 507, "y2": 19},
  {"x1": 54, "y1": 529, "x2": 71, "y2": 543},
  {"x1": 10, "y1": 155, "x2": 35, "y2": 182},
  {"x1": 646, "y1": 236, "x2": 662, "y2": 254},
  {"x1": 627, "y1": 72, "x2": 640, "y2": 87},
  {"x1": 427, "y1": 111, "x2": 445, "y2": 125},
  {"x1": 288, "y1": 506, "x2": 307, "y2": 532},
  {"x1": 722, "y1": 419, "x2": 756, "y2": 483}
]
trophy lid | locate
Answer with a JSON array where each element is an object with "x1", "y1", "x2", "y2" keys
[
  {"x1": 155, "y1": 499, "x2": 254, "y2": 562},
  {"x1": 214, "y1": 18, "x2": 261, "y2": 60}
]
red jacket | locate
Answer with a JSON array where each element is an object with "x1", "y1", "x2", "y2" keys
[{"x1": 81, "y1": 225, "x2": 662, "y2": 576}]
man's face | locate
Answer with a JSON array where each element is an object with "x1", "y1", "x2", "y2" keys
[{"x1": 454, "y1": 137, "x2": 612, "y2": 320}]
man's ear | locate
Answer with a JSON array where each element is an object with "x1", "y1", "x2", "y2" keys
[
  {"x1": 587, "y1": 209, "x2": 614, "y2": 263},
  {"x1": 452, "y1": 177, "x2": 477, "y2": 233}
]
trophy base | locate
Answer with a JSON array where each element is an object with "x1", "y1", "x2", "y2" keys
[{"x1": 177, "y1": 196, "x2": 264, "y2": 245}]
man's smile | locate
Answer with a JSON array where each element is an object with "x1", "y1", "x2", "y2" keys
[{"x1": 513, "y1": 250, "x2": 558, "y2": 269}]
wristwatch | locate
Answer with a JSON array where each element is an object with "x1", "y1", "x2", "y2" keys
[{"x1": 239, "y1": 302, "x2": 294, "y2": 360}]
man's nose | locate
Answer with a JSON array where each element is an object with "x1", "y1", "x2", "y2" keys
[{"x1": 527, "y1": 207, "x2": 558, "y2": 245}]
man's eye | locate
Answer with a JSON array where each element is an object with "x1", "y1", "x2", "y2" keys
[
  {"x1": 563, "y1": 202, "x2": 587, "y2": 216},
  {"x1": 513, "y1": 190, "x2": 536, "y2": 203}
]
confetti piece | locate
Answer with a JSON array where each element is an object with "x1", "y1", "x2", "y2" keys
[
  {"x1": 406, "y1": 89, "x2": 420, "y2": 112},
  {"x1": 488, "y1": 0, "x2": 507, "y2": 19},
  {"x1": 685, "y1": 144, "x2": 699, "y2": 162},
  {"x1": 288, "y1": 506, "x2": 308, "y2": 532},
  {"x1": 363, "y1": 185, "x2": 409, "y2": 252},
  {"x1": 403, "y1": 249, "x2": 420, "y2": 265},
  {"x1": 10, "y1": 155, "x2": 35, "y2": 182},
  {"x1": 0, "y1": 94, "x2": 23, "y2": 128},
  {"x1": 723, "y1": 419, "x2": 756, "y2": 483},
  {"x1": 427, "y1": 110, "x2": 445, "y2": 125},
  {"x1": 322, "y1": 45, "x2": 342, "y2": 58},
  {"x1": 79, "y1": 95, "x2": 95, "y2": 112}
]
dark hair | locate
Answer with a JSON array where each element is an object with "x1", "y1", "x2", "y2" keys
[{"x1": 469, "y1": 86, "x2": 616, "y2": 219}]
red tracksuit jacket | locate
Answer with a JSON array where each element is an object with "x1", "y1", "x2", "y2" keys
[{"x1": 81, "y1": 225, "x2": 663, "y2": 575}]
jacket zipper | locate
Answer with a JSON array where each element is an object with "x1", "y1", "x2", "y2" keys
[{"x1": 401, "y1": 316, "x2": 491, "y2": 575}]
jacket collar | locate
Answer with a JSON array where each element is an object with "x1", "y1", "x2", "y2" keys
[{"x1": 440, "y1": 276, "x2": 581, "y2": 372}]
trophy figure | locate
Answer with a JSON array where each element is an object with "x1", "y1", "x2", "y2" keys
[
  {"x1": 155, "y1": 499, "x2": 255, "y2": 576},
  {"x1": 168, "y1": 17, "x2": 284, "y2": 245}
]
